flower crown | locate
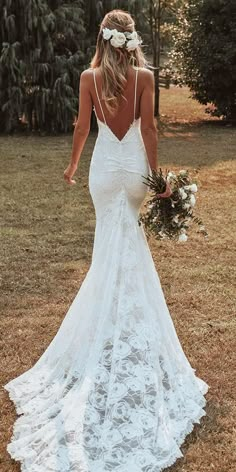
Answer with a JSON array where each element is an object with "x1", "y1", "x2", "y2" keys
[{"x1": 102, "y1": 27, "x2": 142, "y2": 51}]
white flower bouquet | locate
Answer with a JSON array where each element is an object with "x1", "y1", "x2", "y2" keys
[{"x1": 139, "y1": 168, "x2": 208, "y2": 242}]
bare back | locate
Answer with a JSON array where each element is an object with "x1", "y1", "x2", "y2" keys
[
  {"x1": 92, "y1": 66, "x2": 139, "y2": 142},
  {"x1": 75, "y1": 65, "x2": 157, "y2": 170}
]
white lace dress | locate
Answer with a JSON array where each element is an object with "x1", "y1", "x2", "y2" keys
[{"x1": 4, "y1": 68, "x2": 209, "y2": 472}]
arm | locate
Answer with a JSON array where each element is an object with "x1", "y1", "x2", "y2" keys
[
  {"x1": 64, "y1": 70, "x2": 93, "y2": 185},
  {"x1": 140, "y1": 69, "x2": 158, "y2": 172}
]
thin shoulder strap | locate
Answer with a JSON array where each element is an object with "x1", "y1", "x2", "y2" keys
[
  {"x1": 93, "y1": 69, "x2": 107, "y2": 124},
  {"x1": 133, "y1": 68, "x2": 138, "y2": 121}
]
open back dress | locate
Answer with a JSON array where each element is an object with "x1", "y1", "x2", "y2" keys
[{"x1": 4, "y1": 67, "x2": 209, "y2": 472}]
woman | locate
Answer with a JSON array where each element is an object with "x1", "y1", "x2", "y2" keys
[{"x1": 4, "y1": 9, "x2": 209, "y2": 472}]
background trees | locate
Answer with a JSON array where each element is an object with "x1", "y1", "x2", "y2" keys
[
  {"x1": 0, "y1": 0, "x2": 235, "y2": 133},
  {"x1": 141, "y1": 0, "x2": 183, "y2": 115},
  {"x1": 171, "y1": 0, "x2": 236, "y2": 121},
  {"x1": 0, "y1": 0, "x2": 86, "y2": 133}
]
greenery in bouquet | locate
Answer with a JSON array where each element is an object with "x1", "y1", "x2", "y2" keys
[{"x1": 138, "y1": 169, "x2": 208, "y2": 242}]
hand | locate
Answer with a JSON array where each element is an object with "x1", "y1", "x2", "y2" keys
[
  {"x1": 64, "y1": 163, "x2": 77, "y2": 185},
  {"x1": 156, "y1": 181, "x2": 172, "y2": 198}
]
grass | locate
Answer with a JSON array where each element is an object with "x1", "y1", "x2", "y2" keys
[{"x1": 1, "y1": 86, "x2": 236, "y2": 472}]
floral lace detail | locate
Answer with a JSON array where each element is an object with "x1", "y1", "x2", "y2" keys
[{"x1": 4, "y1": 113, "x2": 209, "y2": 472}]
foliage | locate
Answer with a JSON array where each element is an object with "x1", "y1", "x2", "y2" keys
[
  {"x1": 0, "y1": 0, "x2": 86, "y2": 133},
  {"x1": 131, "y1": 1, "x2": 185, "y2": 115},
  {"x1": 3, "y1": 0, "x2": 235, "y2": 132},
  {"x1": 169, "y1": 0, "x2": 236, "y2": 121}
]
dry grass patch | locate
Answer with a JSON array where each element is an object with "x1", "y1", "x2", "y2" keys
[{"x1": 1, "y1": 86, "x2": 236, "y2": 472}]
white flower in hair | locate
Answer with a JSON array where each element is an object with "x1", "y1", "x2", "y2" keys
[
  {"x1": 126, "y1": 37, "x2": 142, "y2": 51},
  {"x1": 110, "y1": 30, "x2": 126, "y2": 48},
  {"x1": 126, "y1": 31, "x2": 142, "y2": 50},
  {"x1": 102, "y1": 28, "x2": 113, "y2": 40},
  {"x1": 127, "y1": 31, "x2": 138, "y2": 40},
  {"x1": 102, "y1": 27, "x2": 142, "y2": 50}
]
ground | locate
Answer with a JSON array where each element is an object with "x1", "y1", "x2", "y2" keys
[{"x1": 0, "y1": 86, "x2": 235, "y2": 471}]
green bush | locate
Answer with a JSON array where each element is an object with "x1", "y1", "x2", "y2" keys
[
  {"x1": 0, "y1": 0, "x2": 86, "y2": 133},
  {"x1": 171, "y1": 0, "x2": 236, "y2": 122}
]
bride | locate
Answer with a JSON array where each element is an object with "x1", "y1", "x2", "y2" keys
[{"x1": 4, "y1": 9, "x2": 209, "y2": 472}]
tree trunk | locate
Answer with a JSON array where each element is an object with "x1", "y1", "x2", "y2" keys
[
  {"x1": 150, "y1": 0, "x2": 161, "y2": 117},
  {"x1": 156, "y1": 0, "x2": 161, "y2": 116}
]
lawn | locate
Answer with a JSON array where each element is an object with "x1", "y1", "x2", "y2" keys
[{"x1": 0, "y1": 86, "x2": 236, "y2": 472}]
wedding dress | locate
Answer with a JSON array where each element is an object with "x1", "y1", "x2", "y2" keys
[{"x1": 4, "y1": 68, "x2": 209, "y2": 472}]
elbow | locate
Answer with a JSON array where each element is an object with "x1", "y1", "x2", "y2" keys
[
  {"x1": 141, "y1": 121, "x2": 157, "y2": 135},
  {"x1": 141, "y1": 124, "x2": 158, "y2": 137},
  {"x1": 74, "y1": 122, "x2": 90, "y2": 136}
]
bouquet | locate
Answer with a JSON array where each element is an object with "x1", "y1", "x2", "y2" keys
[{"x1": 138, "y1": 168, "x2": 208, "y2": 242}]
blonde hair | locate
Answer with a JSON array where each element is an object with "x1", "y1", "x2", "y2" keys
[{"x1": 90, "y1": 9, "x2": 148, "y2": 115}]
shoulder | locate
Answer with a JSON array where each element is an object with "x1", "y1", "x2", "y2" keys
[
  {"x1": 137, "y1": 67, "x2": 154, "y2": 86},
  {"x1": 79, "y1": 68, "x2": 94, "y2": 87},
  {"x1": 80, "y1": 68, "x2": 94, "y2": 78}
]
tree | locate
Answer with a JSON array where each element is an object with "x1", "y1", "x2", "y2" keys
[
  {"x1": 84, "y1": 0, "x2": 144, "y2": 44},
  {"x1": 0, "y1": 0, "x2": 86, "y2": 133},
  {"x1": 140, "y1": 0, "x2": 183, "y2": 115},
  {"x1": 171, "y1": 0, "x2": 236, "y2": 122}
]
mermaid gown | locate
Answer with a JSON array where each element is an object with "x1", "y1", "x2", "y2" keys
[{"x1": 4, "y1": 68, "x2": 209, "y2": 472}]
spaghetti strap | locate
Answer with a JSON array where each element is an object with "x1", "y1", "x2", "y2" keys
[
  {"x1": 93, "y1": 69, "x2": 107, "y2": 125},
  {"x1": 133, "y1": 68, "x2": 138, "y2": 122}
]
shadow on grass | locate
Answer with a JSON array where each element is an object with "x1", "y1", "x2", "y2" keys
[
  {"x1": 158, "y1": 116, "x2": 234, "y2": 135},
  {"x1": 165, "y1": 399, "x2": 224, "y2": 471},
  {"x1": 156, "y1": 118, "x2": 236, "y2": 168}
]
